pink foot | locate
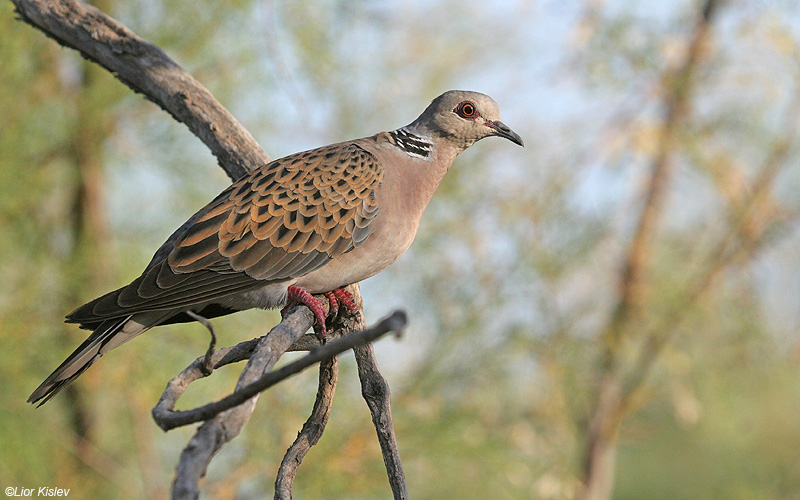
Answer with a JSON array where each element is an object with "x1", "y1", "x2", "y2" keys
[
  {"x1": 324, "y1": 291, "x2": 339, "y2": 317},
  {"x1": 285, "y1": 286, "x2": 329, "y2": 339},
  {"x1": 283, "y1": 286, "x2": 361, "y2": 340},
  {"x1": 331, "y1": 287, "x2": 358, "y2": 313},
  {"x1": 324, "y1": 288, "x2": 359, "y2": 320}
]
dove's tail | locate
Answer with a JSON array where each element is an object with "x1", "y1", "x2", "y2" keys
[{"x1": 28, "y1": 314, "x2": 155, "y2": 406}]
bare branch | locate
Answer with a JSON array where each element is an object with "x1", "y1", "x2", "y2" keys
[
  {"x1": 330, "y1": 299, "x2": 411, "y2": 500},
  {"x1": 354, "y1": 343, "x2": 410, "y2": 500},
  {"x1": 10, "y1": 0, "x2": 270, "y2": 180},
  {"x1": 274, "y1": 357, "x2": 338, "y2": 500},
  {"x1": 169, "y1": 305, "x2": 317, "y2": 500},
  {"x1": 272, "y1": 284, "x2": 411, "y2": 500},
  {"x1": 155, "y1": 309, "x2": 407, "y2": 432}
]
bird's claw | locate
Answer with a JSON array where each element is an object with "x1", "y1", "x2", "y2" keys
[
  {"x1": 324, "y1": 288, "x2": 358, "y2": 320},
  {"x1": 285, "y1": 286, "x2": 360, "y2": 342},
  {"x1": 330, "y1": 287, "x2": 359, "y2": 314}
]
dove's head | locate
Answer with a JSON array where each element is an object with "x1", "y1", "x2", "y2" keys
[{"x1": 410, "y1": 90, "x2": 524, "y2": 151}]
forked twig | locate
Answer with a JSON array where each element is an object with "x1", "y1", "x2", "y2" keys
[
  {"x1": 153, "y1": 310, "x2": 406, "y2": 431},
  {"x1": 185, "y1": 311, "x2": 217, "y2": 376}
]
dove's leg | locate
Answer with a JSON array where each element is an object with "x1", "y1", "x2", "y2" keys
[
  {"x1": 284, "y1": 286, "x2": 329, "y2": 339},
  {"x1": 324, "y1": 288, "x2": 358, "y2": 320},
  {"x1": 283, "y1": 286, "x2": 359, "y2": 339},
  {"x1": 330, "y1": 288, "x2": 358, "y2": 313}
]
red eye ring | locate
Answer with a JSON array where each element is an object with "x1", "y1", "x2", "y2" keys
[{"x1": 455, "y1": 101, "x2": 478, "y2": 119}]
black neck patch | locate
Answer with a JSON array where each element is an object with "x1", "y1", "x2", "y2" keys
[{"x1": 389, "y1": 128, "x2": 433, "y2": 159}]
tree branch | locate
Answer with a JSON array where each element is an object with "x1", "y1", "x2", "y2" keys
[
  {"x1": 274, "y1": 356, "x2": 338, "y2": 500},
  {"x1": 169, "y1": 304, "x2": 317, "y2": 500},
  {"x1": 10, "y1": 0, "x2": 270, "y2": 180},
  {"x1": 154, "y1": 308, "x2": 406, "y2": 432},
  {"x1": 354, "y1": 342, "x2": 410, "y2": 500}
]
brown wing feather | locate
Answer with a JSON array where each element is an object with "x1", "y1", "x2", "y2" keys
[
  {"x1": 170, "y1": 142, "x2": 383, "y2": 280},
  {"x1": 68, "y1": 142, "x2": 383, "y2": 326}
]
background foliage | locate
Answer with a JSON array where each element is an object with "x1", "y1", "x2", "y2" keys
[{"x1": 2, "y1": 0, "x2": 800, "y2": 499}]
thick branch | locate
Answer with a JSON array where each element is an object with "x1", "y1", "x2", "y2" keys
[{"x1": 11, "y1": 0, "x2": 270, "y2": 180}]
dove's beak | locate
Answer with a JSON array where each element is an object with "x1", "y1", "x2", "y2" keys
[{"x1": 486, "y1": 120, "x2": 524, "y2": 147}]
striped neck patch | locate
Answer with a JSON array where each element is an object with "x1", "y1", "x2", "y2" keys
[{"x1": 389, "y1": 128, "x2": 433, "y2": 159}]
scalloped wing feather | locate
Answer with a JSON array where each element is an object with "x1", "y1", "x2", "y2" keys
[
  {"x1": 170, "y1": 143, "x2": 383, "y2": 280},
  {"x1": 67, "y1": 142, "x2": 383, "y2": 326}
]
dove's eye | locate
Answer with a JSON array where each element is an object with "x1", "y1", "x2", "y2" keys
[{"x1": 455, "y1": 101, "x2": 478, "y2": 119}]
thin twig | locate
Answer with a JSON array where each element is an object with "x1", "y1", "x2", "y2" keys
[
  {"x1": 354, "y1": 345, "x2": 409, "y2": 500},
  {"x1": 185, "y1": 311, "x2": 217, "y2": 376},
  {"x1": 274, "y1": 356, "x2": 339, "y2": 500}
]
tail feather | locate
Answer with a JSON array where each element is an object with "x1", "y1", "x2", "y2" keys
[
  {"x1": 29, "y1": 314, "x2": 149, "y2": 406},
  {"x1": 29, "y1": 358, "x2": 97, "y2": 407}
]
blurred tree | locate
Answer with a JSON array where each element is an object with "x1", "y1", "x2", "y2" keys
[
  {"x1": 0, "y1": 1, "x2": 132, "y2": 496},
  {"x1": 3, "y1": 0, "x2": 800, "y2": 499}
]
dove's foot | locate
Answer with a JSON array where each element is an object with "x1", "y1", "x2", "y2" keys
[
  {"x1": 325, "y1": 288, "x2": 358, "y2": 318},
  {"x1": 283, "y1": 286, "x2": 359, "y2": 340}
]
